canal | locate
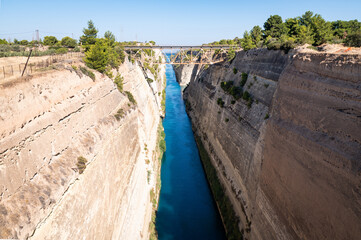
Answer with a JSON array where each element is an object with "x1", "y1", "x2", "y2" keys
[{"x1": 155, "y1": 60, "x2": 226, "y2": 240}]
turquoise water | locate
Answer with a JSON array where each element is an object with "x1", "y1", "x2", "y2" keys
[{"x1": 155, "y1": 62, "x2": 226, "y2": 240}]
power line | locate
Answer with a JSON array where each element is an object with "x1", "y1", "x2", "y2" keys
[{"x1": 0, "y1": 31, "x2": 34, "y2": 35}]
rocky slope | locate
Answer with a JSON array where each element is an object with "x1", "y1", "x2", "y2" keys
[
  {"x1": 0, "y1": 51, "x2": 166, "y2": 239},
  {"x1": 174, "y1": 48, "x2": 361, "y2": 239}
]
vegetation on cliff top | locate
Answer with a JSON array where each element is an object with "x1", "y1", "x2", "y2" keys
[{"x1": 209, "y1": 11, "x2": 361, "y2": 51}]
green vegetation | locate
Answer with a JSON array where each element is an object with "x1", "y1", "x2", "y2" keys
[
  {"x1": 233, "y1": 67, "x2": 238, "y2": 74},
  {"x1": 240, "y1": 72, "x2": 248, "y2": 87},
  {"x1": 43, "y1": 36, "x2": 58, "y2": 46},
  {"x1": 55, "y1": 47, "x2": 68, "y2": 54},
  {"x1": 80, "y1": 20, "x2": 98, "y2": 51},
  {"x1": 210, "y1": 11, "x2": 361, "y2": 51},
  {"x1": 114, "y1": 108, "x2": 124, "y2": 121},
  {"x1": 227, "y1": 48, "x2": 236, "y2": 62},
  {"x1": 71, "y1": 65, "x2": 77, "y2": 71},
  {"x1": 221, "y1": 81, "x2": 242, "y2": 100},
  {"x1": 84, "y1": 38, "x2": 121, "y2": 73},
  {"x1": 76, "y1": 156, "x2": 88, "y2": 174},
  {"x1": 264, "y1": 83, "x2": 269, "y2": 88},
  {"x1": 114, "y1": 74, "x2": 124, "y2": 92},
  {"x1": 61, "y1": 36, "x2": 77, "y2": 48},
  {"x1": 195, "y1": 135, "x2": 243, "y2": 240},
  {"x1": 225, "y1": 118, "x2": 229, "y2": 122},
  {"x1": 80, "y1": 66, "x2": 96, "y2": 81},
  {"x1": 217, "y1": 98, "x2": 225, "y2": 108},
  {"x1": 125, "y1": 91, "x2": 137, "y2": 105},
  {"x1": 264, "y1": 113, "x2": 269, "y2": 120}
]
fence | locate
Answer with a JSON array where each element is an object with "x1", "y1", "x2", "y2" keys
[{"x1": 0, "y1": 52, "x2": 83, "y2": 80}]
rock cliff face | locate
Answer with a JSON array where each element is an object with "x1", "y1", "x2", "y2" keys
[
  {"x1": 0, "y1": 52, "x2": 166, "y2": 239},
  {"x1": 174, "y1": 48, "x2": 361, "y2": 240}
]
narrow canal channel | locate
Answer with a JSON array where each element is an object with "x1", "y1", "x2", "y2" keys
[{"x1": 155, "y1": 60, "x2": 226, "y2": 240}]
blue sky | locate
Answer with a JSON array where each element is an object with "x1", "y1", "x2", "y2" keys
[{"x1": 0, "y1": 0, "x2": 360, "y2": 45}]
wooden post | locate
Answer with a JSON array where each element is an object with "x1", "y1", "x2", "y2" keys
[{"x1": 22, "y1": 49, "x2": 33, "y2": 76}]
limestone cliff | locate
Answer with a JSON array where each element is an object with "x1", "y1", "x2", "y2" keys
[
  {"x1": 174, "y1": 48, "x2": 361, "y2": 239},
  {"x1": 0, "y1": 51, "x2": 166, "y2": 239}
]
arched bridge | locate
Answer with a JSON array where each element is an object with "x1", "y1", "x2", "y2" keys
[{"x1": 123, "y1": 45, "x2": 241, "y2": 65}]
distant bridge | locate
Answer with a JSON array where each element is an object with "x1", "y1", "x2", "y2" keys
[{"x1": 123, "y1": 45, "x2": 241, "y2": 65}]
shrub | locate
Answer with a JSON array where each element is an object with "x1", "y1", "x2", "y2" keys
[
  {"x1": 73, "y1": 46, "x2": 81, "y2": 52},
  {"x1": 240, "y1": 72, "x2": 248, "y2": 87},
  {"x1": 125, "y1": 91, "x2": 137, "y2": 105},
  {"x1": 55, "y1": 47, "x2": 68, "y2": 54},
  {"x1": 242, "y1": 91, "x2": 251, "y2": 101},
  {"x1": 227, "y1": 48, "x2": 235, "y2": 62},
  {"x1": 225, "y1": 118, "x2": 229, "y2": 122},
  {"x1": 72, "y1": 65, "x2": 77, "y2": 71},
  {"x1": 80, "y1": 66, "x2": 96, "y2": 81},
  {"x1": 114, "y1": 74, "x2": 124, "y2": 92},
  {"x1": 264, "y1": 83, "x2": 269, "y2": 88},
  {"x1": 77, "y1": 156, "x2": 87, "y2": 174},
  {"x1": 345, "y1": 31, "x2": 361, "y2": 47},
  {"x1": 61, "y1": 36, "x2": 77, "y2": 48},
  {"x1": 114, "y1": 108, "x2": 124, "y2": 120},
  {"x1": 217, "y1": 98, "x2": 225, "y2": 107},
  {"x1": 233, "y1": 67, "x2": 238, "y2": 74},
  {"x1": 85, "y1": 38, "x2": 120, "y2": 73},
  {"x1": 264, "y1": 113, "x2": 269, "y2": 119},
  {"x1": 43, "y1": 36, "x2": 58, "y2": 46}
]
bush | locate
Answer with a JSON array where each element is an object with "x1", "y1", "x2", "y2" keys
[
  {"x1": 217, "y1": 98, "x2": 225, "y2": 107},
  {"x1": 264, "y1": 113, "x2": 269, "y2": 119},
  {"x1": 233, "y1": 67, "x2": 238, "y2": 74},
  {"x1": 125, "y1": 91, "x2": 137, "y2": 105},
  {"x1": 80, "y1": 66, "x2": 96, "y2": 81},
  {"x1": 85, "y1": 38, "x2": 120, "y2": 73},
  {"x1": 242, "y1": 91, "x2": 251, "y2": 101},
  {"x1": 114, "y1": 108, "x2": 124, "y2": 120},
  {"x1": 61, "y1": 36, "x2": 77, "y2": 48},
  {"x1": 73, "y1": 46, "x2": 81, "y2": 52},
  {"x1": 55, "y1": 47, "x2": 68, "y2": 54},
  {"x1": 227, "y1": 48, "x2": 236, "y2": 62},
  {"x1": 345, "y1": 31, "x2": 361, "y2": 47},
  {"x1": 77, "y1": 156, "x2": 88, "y2": 174},
  {"x1": 114, "y1": 74, "x2": 124, "y2": 92},
  {"x1": 240, "y1": 72, "x2": 248, "y2": 86},
  {"x1": 43, "y1": 36, "x2": 58, "y2": 46}
]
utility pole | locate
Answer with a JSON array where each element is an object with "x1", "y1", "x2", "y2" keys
[{"x1": 35, "y1": 30, "x2": 39, "y2": 42}]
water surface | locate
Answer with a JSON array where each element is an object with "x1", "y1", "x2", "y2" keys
[{"x1": 156, "y1": 62, "x2": 226, "y2": 240}]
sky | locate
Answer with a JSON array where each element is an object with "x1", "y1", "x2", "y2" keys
[{"x1": 0, "y1": 0, "x2": 360, "y2": 45}]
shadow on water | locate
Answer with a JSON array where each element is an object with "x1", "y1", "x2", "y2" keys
[{"x1": 155, "y1": 58, "x2": 226, "y2": 240}]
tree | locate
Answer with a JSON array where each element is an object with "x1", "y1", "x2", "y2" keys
[
  {"x1": 264, "y1": 15, "x2": 288, "y2": 38},
  {"x1": 61, "y1": 36, "x2": 77, "y2": 48},
  {"x1": 84, "y1": 38, "x2": 120, "y2": 73},
  {"x1": 285, "y1": 18, "x2": 300, "y2": 38},
  {"x1": 0, "y1": 39, "x2": 8, "y2": 45},
  {"x1": 297, "y1": 25, "x2": 314, "y2": 44},
  {"x1": 20, "y1": 40, "x2": 29, "y2": 45},
  {"x1": 104, "y1": 31, "x2": 116, "y2": 45},
  {"x1": 345, "y1": 30, "x2": 361, "y2": 47},
  {"x1": 80, "y1": 20, "x2": 98, "y2": 51},
  {"x1": 250, "y1": 26, "x2": 262, "y2": 45},
  {"x1": 241, "y1": 31, "x2": 256, "y2": 51},
  {"x1": 310, "y1": 14, "x2": 332, "y2": 45},
  {"x1": 43, "y1": 36, "x2": 58, "y2": 46}
]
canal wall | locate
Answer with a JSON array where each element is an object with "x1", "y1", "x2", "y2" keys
[
  {"x1": 174, "y1": 47, "x2": 361, "y2": 239},
  {"x1": 0, "y1": 51, "x2": 166, "y2": 239}
]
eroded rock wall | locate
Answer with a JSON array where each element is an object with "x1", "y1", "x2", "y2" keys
[
  {"x1": 0, "y1": 53, "x2": 166, "y2": 239},
  {"x1": 176, "y1": 48, "x2": 361, "y2": 240}
]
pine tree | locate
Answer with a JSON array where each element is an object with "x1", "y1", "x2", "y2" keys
[{"x1": 80, "y1": 20, "x2": 98, "y2": 51}]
